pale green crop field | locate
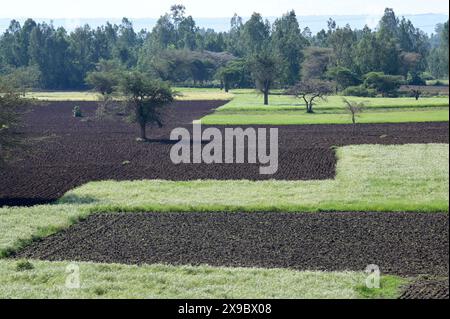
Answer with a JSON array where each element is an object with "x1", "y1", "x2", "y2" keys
[
  {"x1": 201, "y1": 108, "x2": 449, "y2": 125},
  {"x1": 0, "y1": 259, "x2": 405, "y2": 299},
  {"x1": 201, "y1": 90, "x2": 449, "y2": 125},
  {"x1": 25, "y1": 88, "x2": 233, "y2": 101}
]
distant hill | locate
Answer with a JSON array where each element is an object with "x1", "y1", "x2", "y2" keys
[{"x1": 1, "y1": 13, "x2": 448, "y2": 35}]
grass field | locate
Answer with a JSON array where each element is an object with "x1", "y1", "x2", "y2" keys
[
  {"x1": 25, "y1": 88, "x2": 233, "y2": 101},
  {"x1": 0, "y1": 259, "x2": 405, "y2": 299},
  {"x1": 201, "y1": 108, "x2": 449, "y2": 125},
  {"x1": 201, "y1": 90, "x2": 449, "y2": 125}
]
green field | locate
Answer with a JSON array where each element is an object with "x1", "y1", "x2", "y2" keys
[
  {"x1": 201, "y1": 90, "x2": 449, "y2": 125},
  {"x1": 0, "y1": 259, "x2": 404, "y2": 299},
  {"x1": 25, "y1": 88, "x2": 233, "y2": 101}
]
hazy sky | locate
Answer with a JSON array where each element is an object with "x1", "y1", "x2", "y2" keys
[{"x1": 0, "y1": 0, "x2": 448, "y2": 18}]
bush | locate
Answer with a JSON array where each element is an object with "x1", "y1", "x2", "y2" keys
[
  {"x1": 363, "y1": 72, "x2": 403, "y2": 96},
  {"x1": 15, "y1": 260, "x2": 35, "y2": 271},
  {"x1": 342, "y1": 85, "x2": 377, "y2": 97},
  {"x1": 420, "y1": 72, "x2": 435, "y2": 81},
  {"x1": 72, "y1": 106, "x2": 83, "y2": 118},
  {"x1": 407, "y1": 73, "x2": 426, "y2": 86}
]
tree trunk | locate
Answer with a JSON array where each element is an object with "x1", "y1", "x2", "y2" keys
[
  {"x1": 306, "y1": 102, "x2": 314, "y2": 113},
  {"x1": 224, "y1": 82, "x2": 229, "y2": 93},
  {"x1": 140, "y1": 123, "x2": 147, "y2": 140},
  {"x1": 264, "y1": 91, "x2": 269, "y2": 105}
]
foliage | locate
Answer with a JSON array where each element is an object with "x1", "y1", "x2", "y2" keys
[
  {"x1": 301, "y1": 47, "x2": 334, "y2": 80},
  {"x1": 342, "y1": 85, "x2": 377, "y2": 97},
  {"x1": 0, "y1": 8, "x2": 447, "y2": 91},
  {"x1": 247, "y1": 49, "x2": 280, "y2": 105},
  {"x1": 342, "y1": 98, "x2": 364, "y2": 124},
  {"x1": 15, "y1": 260, "x2": 34, "y2": 271},
  {"x1": 327, "y1": 67, "x2": 361, "y2": 91},
  {"x1": 288, "y1": 79, "x2": 334, "y2": 113},
  {"x1": 0, "y1": 65, "x2": 41, "y2": 94},
  {"x1": 119, "y1": 71, "x2": 175, "y2": 139},
  {"x1": 0, "y1": 84, "x2": 29, "y2": 166},
  {"x1": 363, "y1": 72, "x2": 404, "y2": 97},
  {"x1": 272, "y1": 11, "x2": 307, "y2": 85},
  {"x1": 72, "y1": 106, "x2": 82, "y2": 118},
  {"x1": 85, "y1": 59, "x2": 123, "y2": 96}
]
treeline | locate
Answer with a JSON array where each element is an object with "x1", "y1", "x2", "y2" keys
[{"x1": 0, "y1": 5, "x2": 448, "y2": 91}]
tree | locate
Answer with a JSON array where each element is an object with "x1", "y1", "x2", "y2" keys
[
  {"x1": 411, "y1": 89, "x2": 422, "y2": 101},
  {"x1": 428, "y1": 21, "x2": 449, "y2": 79},
  {"x1": 85, "y1": 59, "x2": 123, "y2": 116},
  {"x1": 342, "y1": 98, "x2": 364, "y2": 124},
  {"x1": 354, "y1": 26, "x2": 379, "y2": 75},
  {"x1": 288, "y1": 80, "x2": 334, "y2": 113},
  {"x1": 216, "y1": 59, "x2": 251, "y2": 91},
  {"x1": 0, "y1": 83, "x2": 29, "y2": 166},
  {"x1": 399, "y1": 52, "x2": 423, "y2": 82},
  {"x1": 119, "y1": 72, "x2": 175, "y2": 140},
  {"x1": 247, "y1": 49, "x2": 279, "y2": 105},
  {"x1": 1, "y1": 65, "x2": 41, "y2": 95},
  {"x1": 327, "y1": 66, "x2": 361, "y2": 92},
  {"x1": 363, "y1": 72, "x2": 403, "y2": 97},
  {"x1": 328, "y1": 24, "x2": 356, "y2": 69},
  {"x1": 301, "y1": 47, "x2": 334, "y2": 80},
  {"x1": 242, "y1": 13, "x2": 270, "y2": 55},
  {"x1": 272, "y1": 10, "x2": 307, "y2": 85}
]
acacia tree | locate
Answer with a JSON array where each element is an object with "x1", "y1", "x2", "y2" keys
[
  {"x1": 288, "y1": 80, "x2": 334, "y2": 113},
  {"x1": 216, "y1": 61, "x2": 242, "y2": 92},
  {"x1": 248, "y1": 49, "x2": 279, "y2": 105},
  {"x1": 120, "y1": 72, "x2": 174, "y2": 140},
  {"x1": 0, "y1": 83, "x2": 29, "y2": 166},
  {"x1": 85, "y1": 59, "x2": 123, "y2": 116},
  {"x1": 342, "y1": 98, "x2": 364, "y2": 124}
]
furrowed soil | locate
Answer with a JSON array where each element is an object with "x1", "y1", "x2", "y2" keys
[
  {"x1": 400, "y1": 278, "x2": 449, "y2": 299},
  {"x1": 1, "y1": 101, "x2": 448, "y2": 206},
  {"x1": 15, "y1": 212, "x2": 449, "y2": 278}
]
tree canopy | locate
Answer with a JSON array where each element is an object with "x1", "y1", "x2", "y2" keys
[{"x1": 0, "y1": 6, "x2": 448, "y2": 92}]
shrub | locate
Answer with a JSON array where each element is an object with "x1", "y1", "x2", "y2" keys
[
  {"x1": 72, "y1": 106, "x2": 83, "y2": 118},
  {"x1": 15, "y1": 260, "x2": 35, "y2": 271},
  {"x1": 407, "y1": 73, "x2": 426, "y2": 86},
  {"x1": 342, "y1": 85, "x2": 377, "y2": 97},
  {"x1": 363, "y1": 72, "x2": 403, "y2": 97},
  {"x1": 420, "y1": 72, "x2": 435, "y2": 81}
]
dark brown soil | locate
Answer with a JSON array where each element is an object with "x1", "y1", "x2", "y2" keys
[
  {"x1": 14, "y1": 212, "x2": 449, "y2": 277},
  {"x1": 1, "y1": 101, "x2": 448, "y2": 206},
  {"x1": 400, "y1": 278, "x2": 449, "y2": 299}
]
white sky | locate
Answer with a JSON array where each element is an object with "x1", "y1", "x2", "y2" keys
[{"x1": 0, "y1": 0, "x2": 448, "y2": 18}]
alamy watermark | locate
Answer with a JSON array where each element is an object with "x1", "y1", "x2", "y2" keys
[
  {"x1": 170, "y1": 121, "x2": 279, "y2": 175},
  {"x1": 365, "y1": 264, "x2": 381, "y2": 289},
  {"x1": 65, "y1": 263, "x2": 80, "y2": 289}
]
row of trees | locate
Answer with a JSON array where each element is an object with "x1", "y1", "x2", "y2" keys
[{"x1": 0, "y1": 6, "x2": 449, "y2": 92}]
